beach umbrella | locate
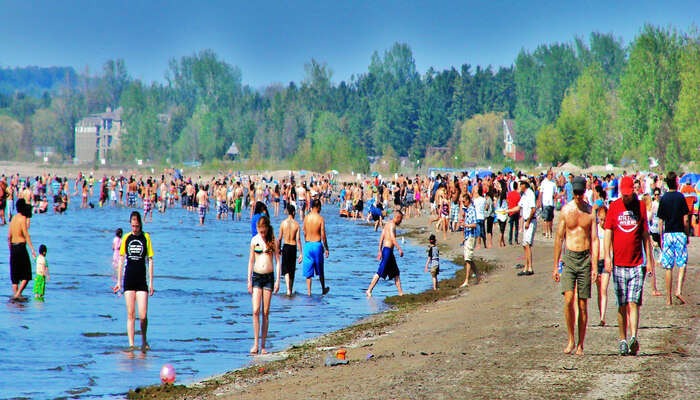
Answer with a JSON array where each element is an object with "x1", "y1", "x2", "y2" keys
[
  {"x1": 371, "y1": 172, "x2": 379, "y2": 177},
  {"x1": 681, "y1": 173, "x2": 700, "y2": 184},
  {"x1": 477, "y1": 170, "x2": 492, "y2": 179},
  {"x1": 502, "y1": 167, "x2": 514, "y2": 174}
]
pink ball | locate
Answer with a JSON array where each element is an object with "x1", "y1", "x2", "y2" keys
[{"x1": 160, "y1": 364, "x2": 176, "y2": 383}]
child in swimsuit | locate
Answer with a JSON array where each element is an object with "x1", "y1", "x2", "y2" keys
[
  {"x1": 33, "y1": 244, "x2": 49, "y2": 299},
  {"x1": 247, "y1": 216, "x2": 280, "y2": 355},
  {"x1": 425, "y1": 234, "x2": 440, "y2": 291}
]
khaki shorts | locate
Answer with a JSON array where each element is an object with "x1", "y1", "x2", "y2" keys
[
  {"x1": 560, "y1": 249, "x2": 592, "y2": 299},
  {"x1": 522, "y1": 220, "x2": 536, "y2": 246},
  {"x1": 463, "y1": 236, "x2": 476, "y2": 262},
  {"x1": 430, "y1": 265, "x2": 439, "y2": 278}
]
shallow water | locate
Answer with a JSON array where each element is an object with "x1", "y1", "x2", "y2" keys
[{"x1": 0, "y1": 198, "x2": 456, "y2": 399}]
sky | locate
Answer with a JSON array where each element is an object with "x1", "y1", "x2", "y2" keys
[{"x1": 0, "y1": 0, "x2": 697, "y2": 88}]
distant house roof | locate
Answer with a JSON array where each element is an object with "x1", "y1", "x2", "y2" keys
[
  {"x1": 226, "y1": 142, "x2": 240, "y2": 156},
  {"x1": 77, "y1": 107, "x2": 123, "y2": 126},
  {"x1": 504, "y1": 119, "x2": 515, "y2": 140}
]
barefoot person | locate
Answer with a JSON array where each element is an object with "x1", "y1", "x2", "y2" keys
[
  {"x1": 8, "y1": 199, "x2": 36, "y2": 300},
  {"x1": 247, "y1": 216, "x2": 280, "y2": 354},
  {"x1": 552, "y1": 176, "x2": 599, "y2": 355},
  {"x1": 196, "y1": 185, "x2": 209, "y2": 225},
  {"x1": 604, "y1": 176, "x2": 653, "y2": 356},
  {"x1": 366, "y1": 210, "x2": 404, "y2": 297},
  {"x1": 278, "y1": 204, "x2": 302, "y2": 296},
  {"x1": 460, "y1": 193, "x2": 478, "y2": 288},
  {"x1": 302, "y1": 199, "x2": 330, "y2": 295},
  {"x1": 657, "y1": 171, "x2": 690, "y2": 305},
  {"x1": 114, "y1": 211, "x2": 154, "y2": 351}
]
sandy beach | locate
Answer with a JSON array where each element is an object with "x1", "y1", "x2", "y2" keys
[{"x1": 129, "y1": 213, "x2": 699, "y2": 400}]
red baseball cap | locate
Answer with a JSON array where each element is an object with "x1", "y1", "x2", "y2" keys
[{"x1": 619, "y1": 176, "x2": 634, "y2": 196}]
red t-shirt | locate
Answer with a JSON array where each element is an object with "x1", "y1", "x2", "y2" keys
[
  {"x1": 604, "y1": 198, "x2": 648, "y2": 267},
  {"x1": 506, "y1": 190, "x2": 520, "y2": 217}
]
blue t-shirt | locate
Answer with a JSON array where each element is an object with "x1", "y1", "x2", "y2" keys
[
  {"x1": 608, "y1": 178, "x2": 618, "y2": 198},
  {"x1": 564, "y1": 182, "x2": 573, "y2": 203},
  {"x1": 51, "y1": 181, "x2": 60, "y2": 194},
  {"x1": 251, "y1": 213, "x2": 264, "y2": 236},
  {"x1": 463, "y1": 205, "x2": 477, "y2": 238}
]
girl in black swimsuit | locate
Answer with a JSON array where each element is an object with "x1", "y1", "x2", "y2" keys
[{"x1": 114, "y1": 211, "x2": 154, "y2": 351}]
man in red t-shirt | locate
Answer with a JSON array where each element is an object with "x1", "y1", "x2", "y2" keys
[
  {"x1": 506, "y1": 185, "x2": 521, "y2": 245},
  {"x1": 604, "y1": 176, "x2": 653, "y2": 356}
]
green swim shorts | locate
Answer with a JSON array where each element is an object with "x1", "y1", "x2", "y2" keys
[
  {"x1": 234, "y1": 198, "x2": 242, "y2": 213},
  {"x1": 560, "y1": 249, "x2": 592, "y2": 299}
]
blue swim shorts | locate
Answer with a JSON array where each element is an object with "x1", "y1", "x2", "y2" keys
[
  {"x1": 661, "y1": 232, "x2": 688, "y2": 269},
  {"x1": 303, "y1": 241, "x2": 324, "y2": 279},
  {"x1": 377, "y1": 247, "x2": 400, "y2": 280}
]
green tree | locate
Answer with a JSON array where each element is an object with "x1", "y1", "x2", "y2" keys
[
  {"x1": 457, "y1": 112, "x2": 505, "y2": 163},
  {"x1": 675, "y1": 33, "x2": 700, "y2": 163},
  {"x1": 619, "y1": 24, "x2": 682, "y2": 169}
]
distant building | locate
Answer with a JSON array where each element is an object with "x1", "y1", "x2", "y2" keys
[
  {"x1": 224, "y1": 142, "x2": 240, "y2": 160},
  {"x1": 74, "y1": 107, "x2": 124, "y2": 163},
  {"x1": 503, "y1": 119, "x2": 525, "y2": 161}
]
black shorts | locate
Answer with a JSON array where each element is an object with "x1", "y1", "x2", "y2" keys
[
  {"x1": 651, "y1": 233, "x2": 660, "y2": 247},
  {"x1": 498, "y1": 220, "x2": 507, "y2": 233},
  {"x1": 486, "y1": 217, "x2": 494, "y2": 235},
  {"x1": 354, "y1": 200, "x2": 364, "y2": 212},
  {"x1": 281, "y1": 244, "x2": 297, "y2": 276},
  {"x1": 543, "y1": 206, "x2": 554, "y2": 222},
  {"x1": 10, "y1": 243, "x2": 31, "y2": 284},
  {"x1": 251, "y1": 272, "x2": 274, "y2": 291},
  {"x1": 123, "y1": 265, "x2": 148, "y2": 292}
]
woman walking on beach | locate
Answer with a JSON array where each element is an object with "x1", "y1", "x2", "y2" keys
[
  {"x1": 247, "y1": 216, "x2": 280, "y2": 354},
  {"x1": 114, "y1": 211, "x2": 154, "y2": 351}
]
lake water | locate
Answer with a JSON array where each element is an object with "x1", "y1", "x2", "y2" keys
[{"x1": 0, "y1": 197, "x2": 456, "y2": 399}]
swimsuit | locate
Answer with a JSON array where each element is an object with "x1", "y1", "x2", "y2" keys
[
  {"x1": 303, "y1": 241, "x2": 324, "y2": 279},
  {"x1": 251, "y1": 272, "x2": 274, "y2": 291},
  {"x1": 198, "y1": 205, "x2": 207, "y2": 220},
  {"x1": 10, "y1": 243, "x2": 32, "y2": 284},
  {"x1": 127, "y1": 192, "x2": 137, "y2": 207},
  {"x1": 234, "y1": 198, "x2": 242, "y2": 213},
  {"x1": 377, "y1": 247, "x2": 400, "y2": 280},
  {"x1": 281, "y1": 244, "x2": 297, "y2": 282},
  {"x1": 119, "y1": 232, "x2": 153, "y2": 292},
  {"x1": 33, "y1": 274, "x2": 46, "y2": 297}
]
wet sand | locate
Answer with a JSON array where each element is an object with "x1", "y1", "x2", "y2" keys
[{"x1": 130, "y1": 214, "x2": 699, "y2": 400}]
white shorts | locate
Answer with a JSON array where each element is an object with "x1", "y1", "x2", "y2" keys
[{"x1": 522, "y1": 220, "x2": 537, "y2": 246}]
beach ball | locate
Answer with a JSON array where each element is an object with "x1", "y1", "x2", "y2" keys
[{"x1": 160, "y1": 364, "x2": 176, "y2": 383}]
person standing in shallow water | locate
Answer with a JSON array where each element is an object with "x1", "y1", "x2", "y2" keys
[
  {"x1": 366, "y1": 210, "x2": 404, "y2": 297},
  {"x1": 8, "y1": 199, "x2": 35, "y2": 300},
  {"x1": 302, "y1": 199, "x2": 330, "y2": 295},
  {"x1": 114, "y1": 211, "x2": 154, "y2": 351},
  {"x1": 247, "y1": 216, "x2": 280, "y2": 354}
]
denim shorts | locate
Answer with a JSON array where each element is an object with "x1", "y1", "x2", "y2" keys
[{"x1": 251, "y1": 272, "x2": 274, "y2": 291}]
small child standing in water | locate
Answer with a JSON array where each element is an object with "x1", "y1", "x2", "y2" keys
[
  {"x1": 34, "y1": 244, "x2": 49, "y2": 299},
  {"x1": 425, "y1": 234, "x2": 440, "y2": 290}
]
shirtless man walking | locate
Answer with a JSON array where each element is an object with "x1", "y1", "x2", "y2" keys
[
  {"x1": 8, "y1": 199, "x2": 36, "y2": 300},
  {"x1": 302, "y1": 199, "x2": 330, "y2": 295},
  {"x1": 196, "y1": 185, "x2": 209, "y2": 225},
  {"x1": 366, "y1": 210, "x2": 404, "y2": 297},
  {"x1": 553, "y1": 176, "x2": 599, "y2": 355},
  {"x1": 233, "y1": 181, "x2": 244, "y2": 221},
  {"x1": 278, "y1": 204, "x2": 303, "y2": 295}
]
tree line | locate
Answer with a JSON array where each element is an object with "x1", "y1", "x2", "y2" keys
[{"x1": 0, "y1": 24, "x2": 698, "y2": 172}]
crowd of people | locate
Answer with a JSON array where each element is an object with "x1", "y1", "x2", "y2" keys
[{"x1": 3, "y1": 166, "x2": 697, "y2": 356}]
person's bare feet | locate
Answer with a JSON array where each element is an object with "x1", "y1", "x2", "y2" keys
[
  {"x1": 564, "y1": 341, "x2": 575, "y2": 354},
  {"x1": 574, "y1": 345, "x2": 584, "y2": 356},
  {"x1": 365, "y1": 290, "x2": 372, "y2": 297},
  {"x1": 459, "y1": 282, "x2": 469, "y2": 288},
  {"x1": 250, "y1": 345, "x2": 259, "y2": 354},
  {"x1": 260, "y1": 348, "x2": 269, "y2": 355},
  {"x1": 675, "y1": 294, "x2": 687, "y2": 305},
  {"x1": 141, "y1": 342, "x2": 150, "y2": 352},
  {"x1": 652, "y1": 289, "x2": 663, "y2": 296}
]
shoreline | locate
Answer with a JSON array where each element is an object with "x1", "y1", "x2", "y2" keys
[
  {"x1": 128, "y1": 214, "x2": 700, "y2": 399},
  {"x1": 126, "y1": 214, "x2": 490, "y2": 399}
]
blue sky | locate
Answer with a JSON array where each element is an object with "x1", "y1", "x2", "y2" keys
[{"x1": 0, "y1": 1, "x2": 697, "y2": 87}]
